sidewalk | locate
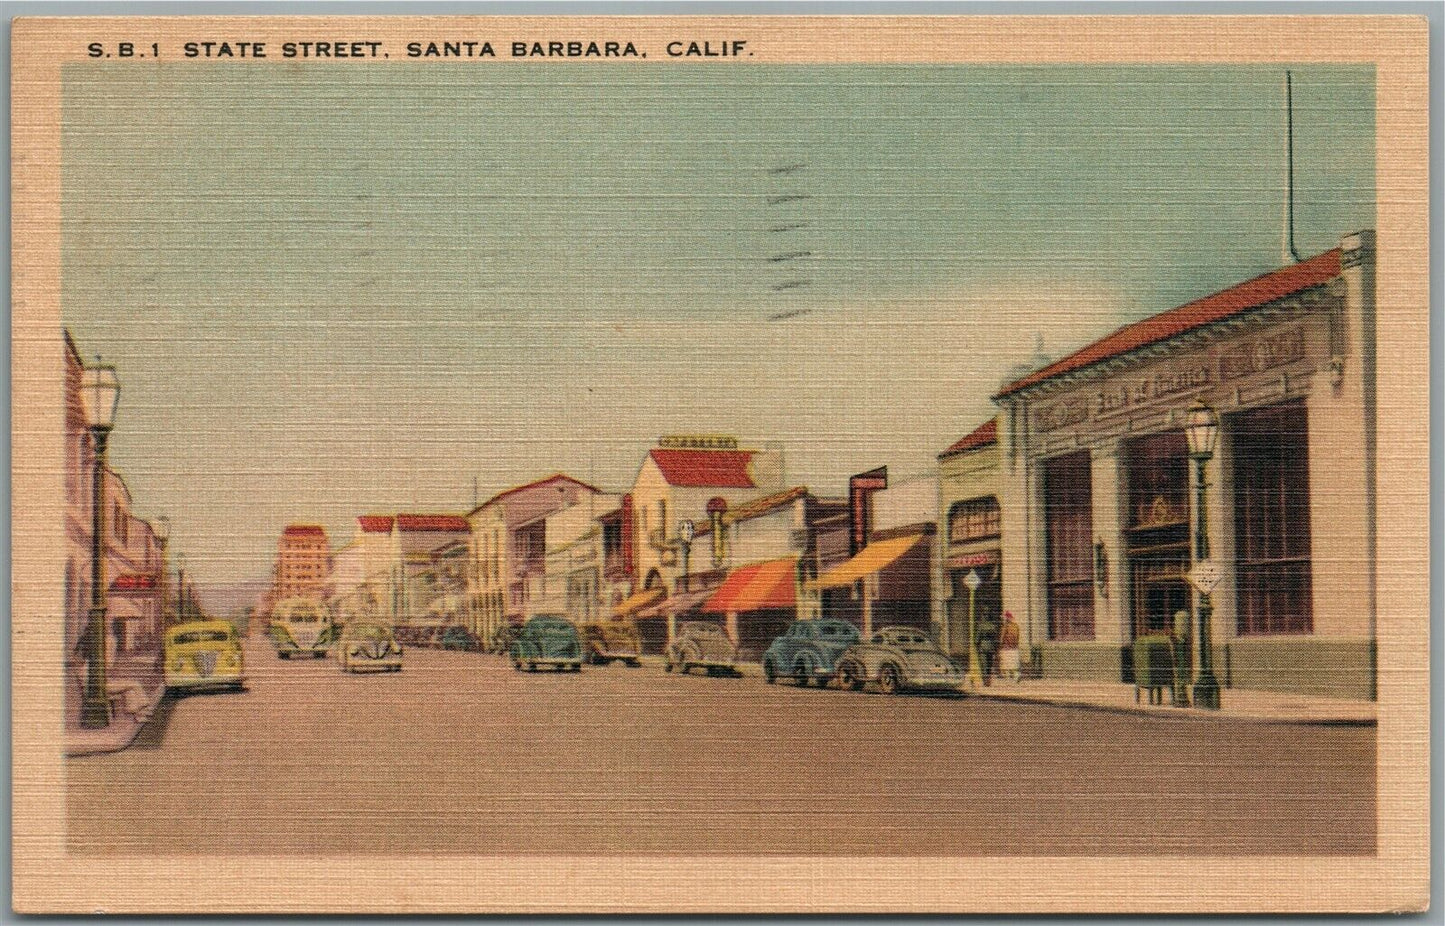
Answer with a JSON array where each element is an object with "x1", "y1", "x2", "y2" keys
[
  {"x1": 965, "y1": 677, "x2": 1376, "y2": 726},
  {"x1": 64, "y1": 681, "x2": 167, "y2": 758},
  {"x1": 640, "y1": 656, "x2": 1373, "y2": 725}
]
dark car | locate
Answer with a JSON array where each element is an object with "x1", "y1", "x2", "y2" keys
[
  {"x1": 439, "y1": 625, "x2": 481, "y2": 652},
  {"x1": 761, "y1": 618, "x2": 861, "y2": 686},
  {"x1": 510, "y1": 615, "x2": 583, "y2": 672}
]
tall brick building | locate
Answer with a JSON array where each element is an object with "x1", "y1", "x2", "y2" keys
[{"x1": 268, "y1": 524, "x2": 332, "y2": 609}]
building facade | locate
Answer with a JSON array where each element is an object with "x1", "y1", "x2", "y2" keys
[
  {"x1": 269, "y1": 524, "x2": 332, "y2": 607},
  {"x1": 467, "y1": 474, "x2": 601, "y2": 644},
  {"x1": 992, "y1": 231, "x2": 1376, "y2": 699},
  {"x1": 63, "y1": 331, "x2": 166, "y2": 728},
  {"x1": 936, "y1": 418, "x2": 1004, "y2": 666}
]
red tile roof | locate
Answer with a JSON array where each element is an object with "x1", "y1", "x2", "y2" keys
[
  {"x1": 395, "y1": 513, "x2": 470, "y2": 532},
  {"x1": 939, "y1": 418, "x2": 998, "y2": 460},
  {"x1": 357, "y1": 515, "x2": 395, "y2": 534},
  {"x1": 282, "y1": 524, "x2": 327, "y2": 538},
  {"x1": 648, "y1": 449, "x2": 756, "y2": 488},
  {"x1": 994, "y1": 248, "x2": 1343, "y2": 399}
]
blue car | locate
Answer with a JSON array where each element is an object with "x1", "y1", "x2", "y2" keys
[
  {"x1": 510, "y1": 615, "x2": 583, "y2": 672},
  {"x1": 760, "y1": 618, "x2": 861, "y2": 687}
]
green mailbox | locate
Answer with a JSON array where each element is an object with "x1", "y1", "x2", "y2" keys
[{"x1": 1133, "y1": 634, "x2": 1176, "y2": 705}]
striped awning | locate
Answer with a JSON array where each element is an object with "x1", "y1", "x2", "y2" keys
[
  {"x1": 702, "y1": 557, "x2": 797, "y2": 614},
  {"x1": 812, "y1": 533, "x2": 925, "y2": 589}
]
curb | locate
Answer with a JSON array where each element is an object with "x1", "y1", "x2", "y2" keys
[
  {"x1": 966, "y1": 689, "x2": 1377, "y2": 727},
  {"x1": 64, "y1": 684, "x2": 168, "y2": 758}
]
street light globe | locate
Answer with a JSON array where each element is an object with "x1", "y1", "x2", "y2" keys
[
  {"x1": 1185, "y1": 399, "x2": 1219, "y2": 459},
  {"x1": 79, "y1": 362, "x2": 121, "y2": 432},
  {"x1": 679, "y1": 519, "x2": 695, "y2": 545}
]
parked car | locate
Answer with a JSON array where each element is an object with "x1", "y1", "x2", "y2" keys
[
  {"x1": 760, "y1": 618, "x2": 861, "y2": 686},
  {"x1": 834, "y1": 626, "x2": 964, "y2": 694},
  {"x1": 393, "y1": 625, "x2": 440, "y2": 649},
  {"x1": 580, "y1": 620, "x2": 641, "y2": 666},
  {"x1": 164, "y1": 620, "x2": 246, "y2": 693},
  {"x1": 510, "y1": 615, "x2": 583, "y2": 672},
  {"x1": 488, "y1": 622, "x2": 523, "y2": 655},
  {"x1": 665, "y1": 621, "x2": 740, "y2": 676},
  {"x1": 439, "y1": 625, "x2": 481, "y2": 652},
  {"x1": 337, "y1": 622, "x2": 403, "y2": 673}
]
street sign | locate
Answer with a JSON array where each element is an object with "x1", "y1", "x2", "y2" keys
[{"x1": 1186, "y1": 560, "x2": 1222, "y2": 594}]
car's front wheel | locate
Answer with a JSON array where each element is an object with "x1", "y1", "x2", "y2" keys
[
  {"x1": 762, "y1": 659, "x2": 777, "y2": 684},
  {"x1": 792, "y1": 656, "x2": 813, "y2": 687},
  {"x1": 878, "y1": 663, "x2": 903, "y2": 695}
]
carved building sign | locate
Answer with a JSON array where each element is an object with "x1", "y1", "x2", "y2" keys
[
  {"x1": 1219, "y1": 326, "x2": 1306, "y2": 381},
  {"x1": 1029, "y1": 325, "x2": 1311, "y2": 435}
]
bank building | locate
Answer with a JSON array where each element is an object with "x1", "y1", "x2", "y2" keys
[{"x1": 978, "y1": 231, "x2": 1375, "y2": 701}]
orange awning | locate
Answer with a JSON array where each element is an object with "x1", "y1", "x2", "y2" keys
[
  {"x1": 703, "y1": 557, "x2": 797, "y2": 614},
  {"x1": 812, "y1": 533, "x2": 925, "y2": 589},
  {"x1": 612, "y1": 586, "x2": 665, "y2": 618}
]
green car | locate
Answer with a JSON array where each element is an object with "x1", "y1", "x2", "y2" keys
[{"x1": 510, "y1": 615, "x2": 583, "y2": 672}]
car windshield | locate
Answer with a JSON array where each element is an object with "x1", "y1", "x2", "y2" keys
[
  {"x1": 893, "y1": 633, "x2": 936, "y2": 650},
  {"x1": 172, "y1": 630, "x2": 230, "y2": 644},
  {"x1": 348, "y1": 625, "x2": 389, "y2": 640}
]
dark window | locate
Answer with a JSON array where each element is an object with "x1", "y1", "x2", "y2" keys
[
  {"x1": 1126, "y1": 431, "x2": 1189, "y2": 530},
  {"x1": 1044, "y1": 451, "x2": 1095, "y2": 641},
  {"x1": 948, "y1": 496, "x2": 1001, "y2": 544},
  {"x1": 1231, "y1": 401, "x2": 1313, "y2": 635},
  {"x1": 602, "y1": 521, "x2": 623, "y2": 573}
]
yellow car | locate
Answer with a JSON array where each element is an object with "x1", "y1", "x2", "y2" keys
[{"x1": 164, "y1": 620, "x2": 246, "y2": 693}]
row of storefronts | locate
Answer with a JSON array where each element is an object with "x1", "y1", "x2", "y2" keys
[{"x1": 320, "y1": 230, "x2": 1375, "y2": 702}]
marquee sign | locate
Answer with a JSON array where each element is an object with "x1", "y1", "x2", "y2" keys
[{"x1": 657, "y1": 434, "x2": 738, "y2": 450}]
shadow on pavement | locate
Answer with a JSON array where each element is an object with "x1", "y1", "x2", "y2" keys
[{"x1": 130, "y1": 693, "x2": 180, "y2": 749}]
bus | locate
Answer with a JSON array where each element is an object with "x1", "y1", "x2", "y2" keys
[{"x1": 268, "y1": 596, "x2": 337, "y2": 659}]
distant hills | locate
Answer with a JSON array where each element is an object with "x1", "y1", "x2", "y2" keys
[{"x1": 197, "y1": 575, "x2": 270, "y2": 618}]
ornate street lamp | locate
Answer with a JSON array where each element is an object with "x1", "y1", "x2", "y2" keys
[
  {"x1": 78, "y1": 360, "x2": 120, "y2": 729},
  {"x1": 1185, "y1": 399, "x2": 1222, "y2": 710},
  {"x1": 964, "y1": 569, "x2": 984, "y2": 688},
  {"x1": 677, "y1": 519, "x2": 695, "y2": 590}
]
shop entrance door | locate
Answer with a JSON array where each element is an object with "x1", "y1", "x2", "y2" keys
[{"x1": 1130, "y1": 552, "x2": 1191, "y2": 640}]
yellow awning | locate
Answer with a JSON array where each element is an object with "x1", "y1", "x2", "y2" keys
[
  {"x1": 812, "y1": 533, "x2": 925, "y2": 589},
  {"x1": 612, "y1": 586, "x2": 665, "y2": 618}
]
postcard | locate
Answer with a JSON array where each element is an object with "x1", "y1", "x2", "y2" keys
[{"x1": 10, "y1": 13, "x2": 1430, "y2": 914}]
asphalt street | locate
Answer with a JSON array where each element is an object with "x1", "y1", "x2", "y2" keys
[{"x1": 66, "y1": 639, "x2": 1376, "y2": 855}]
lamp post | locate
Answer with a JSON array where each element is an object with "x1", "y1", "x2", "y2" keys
[
  {"x1": 964, "y1": 569, "x2": 983, "y2": 688},
  {"x1": 176, "y1": 553, "x2": 188, "y2": 624},
  {"x1": 154, "y1": 516, "x2": 170, "y2": 627},
  {"x1": 1185, "y1": 399, "x2": 1222, "y2": 710},
  {"x1": 677, "y1": 519, "x2": 694, "y2": 590},
  {"x1": 79, "y1": 360, "x2": 121, "y2": 729}
]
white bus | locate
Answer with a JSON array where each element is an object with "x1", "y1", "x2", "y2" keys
[{"x1": 268, "y1": 596, "x2": 337, "y2": 659}]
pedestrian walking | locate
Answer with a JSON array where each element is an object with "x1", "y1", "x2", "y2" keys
[
  {"x1": 999, "y1": 611, "x2": 1021, "y2": 682},
  {"x1": 976, "y1": 609, "x2": 1000, "y2": 686}
]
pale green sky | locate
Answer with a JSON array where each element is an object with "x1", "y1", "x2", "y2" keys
[{"x1": 60, "y1": 64, "x2": 1374, "y2": 590}]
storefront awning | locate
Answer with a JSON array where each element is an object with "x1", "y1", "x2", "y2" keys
[
  {"x1": 636, "y1": 587, "x2": 715, "y2": 620},
  {"x1": 703, "y1": 557, "x2": 797, "y2": 614},
  {"x1": 612, "y1": 587, "x2": 665, "y2": 618},
  {"x1": 812, "y1": 533, "x2": 925, "y2": 589}
]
